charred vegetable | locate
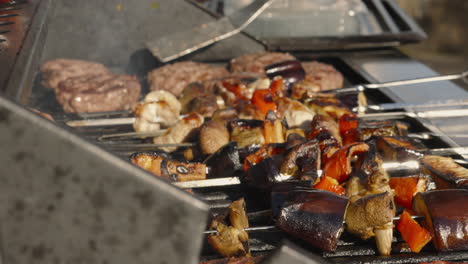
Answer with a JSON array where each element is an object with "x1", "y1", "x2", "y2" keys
[
  {"x1": 389, "y1": 176, "x2": 428, "y2": 209},
  {"x1": 346, "y1": 143, "x2": 392, "y2": 199},
  {"x1": 412, "y1": 189, "x2": 468, "y2": 252},
  {"x1": 420, "y1": 155, "x2": 468, "y2": 190},
  {"x1": 322, "y1": 142, "x2": 369, "y2": 183},
  {"x1": 277, "y1": 189, "x2": 349, "y2": 252},
  {"x1": 280, "y1": 139, "x2": 320, "y2": 180},
  {"x1": 396, "y1": 210, "x2": 432, "y2": 253},
  {"x1": 243, "y1": 157, "x2": 283, "y2": 190},
  {"x1": 375, "y1": 136, "x2": 424, "y2": 162},
  {"x1": 265, "y1": 60, "x2": 305, "y2": 89},
  {"x1": 205, "y1": 142, "x2": 242, "y2": 179}
]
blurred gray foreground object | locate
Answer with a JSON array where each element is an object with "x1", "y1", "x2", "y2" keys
[
  {"x1": 146, "y1": 0, "x2": 273, "y2": 62},
  {"x1": 263, "y1": 241, "x2": 330, "y2": 264},
  {"x1": 0, "y1": 95, "x2": 209, "y2": 264}
]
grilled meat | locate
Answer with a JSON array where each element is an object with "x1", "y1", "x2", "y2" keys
[
  {"x1": 345, "y1": 191, "x2": 396, "y2": 255},
  {"x1": 230, "y1": 52, "x2": 296, "y2": 74},
  {"x1": 130, "y1": 152, "x2": 206, "y2": 182},
  {"x1": 153, "y1": 112, "x2": 204, "y2": 152},
  {"x1": 56, "y1": 73, "x2": 141, "y2": 113},
  {"x1": 147, "y1": 61, "x2": 229, "y2": 96},
  {"x1": 133, "y1": 90, "x2": 181, "y2": 132},
  {"x1": 302, "y1": 61, "x2": 344, "y2": 91},
  {"x1": 276, "y1": 98, "x2": 315, "y2": 130},
  {"x1": 420, "y1": 155, "x2": 468, "y2": 190},
  {"x1": 200, "y1": 120, "x2": 230, "y2": 155},
  {"x1": 413, "y1": 189, "x2": 468, "y2": 252},
  {"x1": 40, "y1": 58, "x2": 110, "y2": 90},
  {"x1": 208, "y1": 198, "x2": 250, "y2": 257}
]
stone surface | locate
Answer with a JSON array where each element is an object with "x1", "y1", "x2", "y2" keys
[{"x1": 0, "y1": 96, "x2": 208, "y2": 264}]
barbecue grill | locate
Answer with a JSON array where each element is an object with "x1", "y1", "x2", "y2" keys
[{"x1": 1, "y1": 0, "x2": 468, "y2": 263}]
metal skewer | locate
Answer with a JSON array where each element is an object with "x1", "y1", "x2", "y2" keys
[
  {"x1": 327, "y1": 69, "x2": 468, "y2": 94},
  {"x1": 173, "y1": 150, "x2": 468, "y2": 189},
  {"x1": 203, "y1": 216, "x2": 422, "y2": 234},
  {"x1": 66, "y1": 100, "x2": 468, "y2": 128}
]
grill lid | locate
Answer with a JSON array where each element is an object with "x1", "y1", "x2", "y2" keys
[{"x1": 189, "y1": 0, "x2": 426, "y2": 51}]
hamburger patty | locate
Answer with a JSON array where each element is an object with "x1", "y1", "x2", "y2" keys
[
  {"x1": 229, "y1": 52, "x2": 296, "y2": 74},
  {"x1": 40, "y1": 59, "x2": 110, "y2": 90},
  {"x1": 56, "y1": 74, "x2": 141, "y2": 113},
  {"x1": 302, "y1": 61, "x2": 344, "y2": 91},
  {"x1": 41, "y1": 58, "x2": 141, "y2": 113},
  {"x1": 147, "y1": 61, "x2": 229, "y2": 97}
]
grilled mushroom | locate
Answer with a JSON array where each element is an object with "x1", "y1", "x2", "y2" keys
[
  {"x1": 344, "y1": 191, "x2": 396, "y2": 256},
  {"x1": 208, "y1": 198, "x2": 250, "y2": 257}
]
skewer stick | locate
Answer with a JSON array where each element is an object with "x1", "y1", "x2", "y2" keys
[
  {"x1": 67, "y1": 117, "x2": 136, "y2": 127},
  {"x1": 326, "y1": 69, "x2": 468, "y2": 94},
  {"x1": 174, "y1": 153, "x2": 468, "y2": 189},
  {"x1": 203, "y1": 216, "x2": 422, "y2": 234},
  {"x1": 98, "y1": 130, "x2": 167, "y2": 140}
]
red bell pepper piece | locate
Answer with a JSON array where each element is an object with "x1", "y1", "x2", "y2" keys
[
  {"x1": 313, "y1": 176, "x2": 345, "y2": 195},
  {"x1": 322, "y1": 142, "x2": 369, "y2": 183},
  {"x1": 222, "y1": 81, "x2": 248, "y2": 101},
  {"x1": 251, "y1": 89, "x2": 277, "y2": 117},
  {"x1": 269, "y1": 77, "x2": 286, "y2": 98},
  {"x1": 396, "y1": 210, "x2": 432, "y2": 253},
  {"x1": 389, "y1": 176, "x2": 427, "y2": 210},
  {"x1": 339, "y1": 113, "x2": 359, "y2": 145}
]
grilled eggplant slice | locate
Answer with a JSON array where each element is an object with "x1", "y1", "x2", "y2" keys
[
  {"x1": 130, "y1": 152, "x2": 206, "y2": 182},
  {"x1": 205, "y1": 142, "x2": 242, "y2": 179},
  {"x1": 277, "y1": 189, "x2": 349, "y2": 252},
  {"x1": 420, "y1": 155, "x2": 468, "y2": 190},
  {"x1": 345, "y1": 191, "x2": 396, "y2": 255},
  {"x1": 306, "y1": 93, "x2": 352, "y2": 120},
  {"x1": 359, "y1": 120, "x2": 409, "y2": 142},
  {"x1": 375, "y1": 136, "x2": 424, "y2": 162},
  {"x1": 243, "y1": 157, "x2": 282, "y2": 190},
  {"x1": 412, "y1": 189, "x2": 468, "y2": 252},
  {"x1": 265, "y1": 60, "x2": 305, "y2": 89}
]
